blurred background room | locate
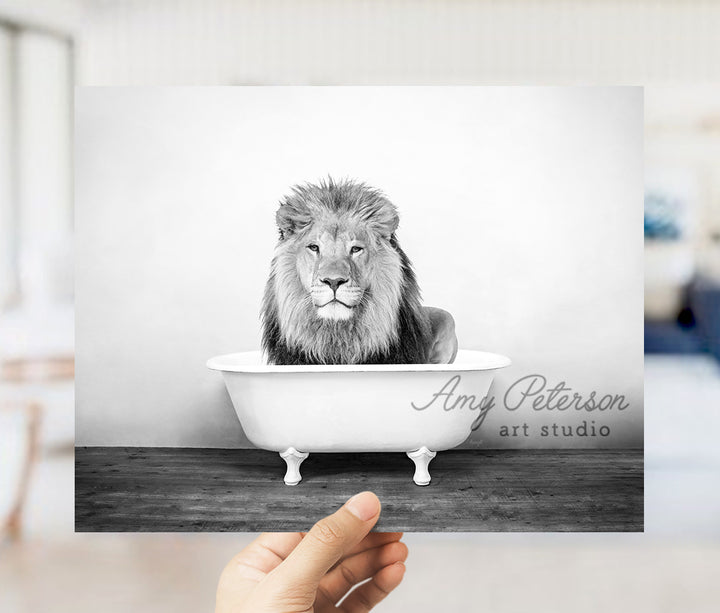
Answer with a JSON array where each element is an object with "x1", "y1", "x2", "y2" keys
[
  {"x1": 1, "y1": 1, "x2": 719, "y2": 612},
  {"x1": 644, "y1": 87, "x2": 720, "y2": 536}
]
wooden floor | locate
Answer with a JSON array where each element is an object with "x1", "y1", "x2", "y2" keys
[{"x1": 75, "y1": 447, "x2": 643, "y2": 532}]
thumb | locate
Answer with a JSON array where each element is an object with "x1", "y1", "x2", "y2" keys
[{"x1": 268, "y1": 491, "x2": 381, "y2": 589}]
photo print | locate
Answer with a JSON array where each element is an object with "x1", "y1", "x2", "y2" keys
[{"x1": 75, "y1": 86, "x2": 643, "y2": 532}]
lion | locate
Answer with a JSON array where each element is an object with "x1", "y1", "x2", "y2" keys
[{"x1": 261, "y1": 178, "x2": 458, "y2": 365}]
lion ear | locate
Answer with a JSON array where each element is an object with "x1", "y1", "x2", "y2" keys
[
  {"x1": 370, "y1": 205, "x2": 399, "y2": 239},
  {"x1": 276, "y1": 206, "x2": 295, "y2": 239},
  {"x1": 276, "y1": 203, "x2": 312, "y2": 239}
]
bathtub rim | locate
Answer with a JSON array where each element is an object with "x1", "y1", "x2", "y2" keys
[{"x1": 207, "y1": 349, "x2": 511, "y2": 373}]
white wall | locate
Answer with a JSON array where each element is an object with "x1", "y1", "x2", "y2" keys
[{"x1": 75, "y1": 87, "x2": 643, "y2": 448}]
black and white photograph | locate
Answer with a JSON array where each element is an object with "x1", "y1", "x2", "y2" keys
[{"x1": 74, "y1": 86, "x2": 643, "y2": 532}]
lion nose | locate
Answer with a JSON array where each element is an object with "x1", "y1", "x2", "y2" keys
[{"x1": 321, "y1": 277, "x2": 349, "y2": 293}]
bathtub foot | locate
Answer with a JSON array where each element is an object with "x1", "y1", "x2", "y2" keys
[
  {"x1": 406, "y1": 447, "x2": 437, "y2": 486},
  {"x1": 280, "y1": 447, "x2": 309, "y2": 485}
]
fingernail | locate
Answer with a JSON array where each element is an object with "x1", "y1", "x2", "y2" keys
[{"x1": 345, "y1": 491, "x2": 380, "y2": 521}]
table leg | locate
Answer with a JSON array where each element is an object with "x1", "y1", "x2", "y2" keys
[{"x1": 3, "y1": 402, "x2": 42, "y2": 541}]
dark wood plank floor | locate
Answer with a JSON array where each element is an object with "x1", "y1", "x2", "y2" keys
[{"x1": 75, "y1": 447, "x2": 643, "y2": 532}]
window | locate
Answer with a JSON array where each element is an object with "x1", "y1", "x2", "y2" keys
[{"x1": 0, "y1": 17, "x2": 73, "y2": 310}]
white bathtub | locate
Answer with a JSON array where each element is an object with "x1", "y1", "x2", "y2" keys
[{"x1": 207, "y1": 350, "x2": 511, "y2": 485}]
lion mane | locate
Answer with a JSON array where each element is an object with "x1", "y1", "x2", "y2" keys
[{"x1": 261, "y1": 178, "x2": 433, "y2": 365}]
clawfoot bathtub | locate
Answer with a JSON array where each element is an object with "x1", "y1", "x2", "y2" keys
[{"x1": 207, "y1": 350, "x2": 511, "y2": 486}]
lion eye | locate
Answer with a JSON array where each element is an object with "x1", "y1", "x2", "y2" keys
[
  {"x1": 307, "y1": 244, "x2": 319, "y2": 253},
  {"x1": 350, "y1": 246, "x2": 364, "y2": 255}
]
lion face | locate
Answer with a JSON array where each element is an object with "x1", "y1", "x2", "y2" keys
[
  {"x1": 281, "y1": 215, "x2": 403, "y2": 322},
  {"x1": 263, "y1": 179, "x2": 426, "y2": 364},
  {"x1": 301, "y1": 224, "x2": 369, "y2": 320}
]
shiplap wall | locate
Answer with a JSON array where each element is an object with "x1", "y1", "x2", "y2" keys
[{"x1": 77, "y1": 0, "x2": 720, "y2": 86}]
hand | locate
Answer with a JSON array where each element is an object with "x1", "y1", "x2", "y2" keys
[
  {"x1": 425, "y1": 306, "x2": 459, "y2": 364},
  {"x1": 216, "y1": 492, "x2": 407, "y2": 612}
]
